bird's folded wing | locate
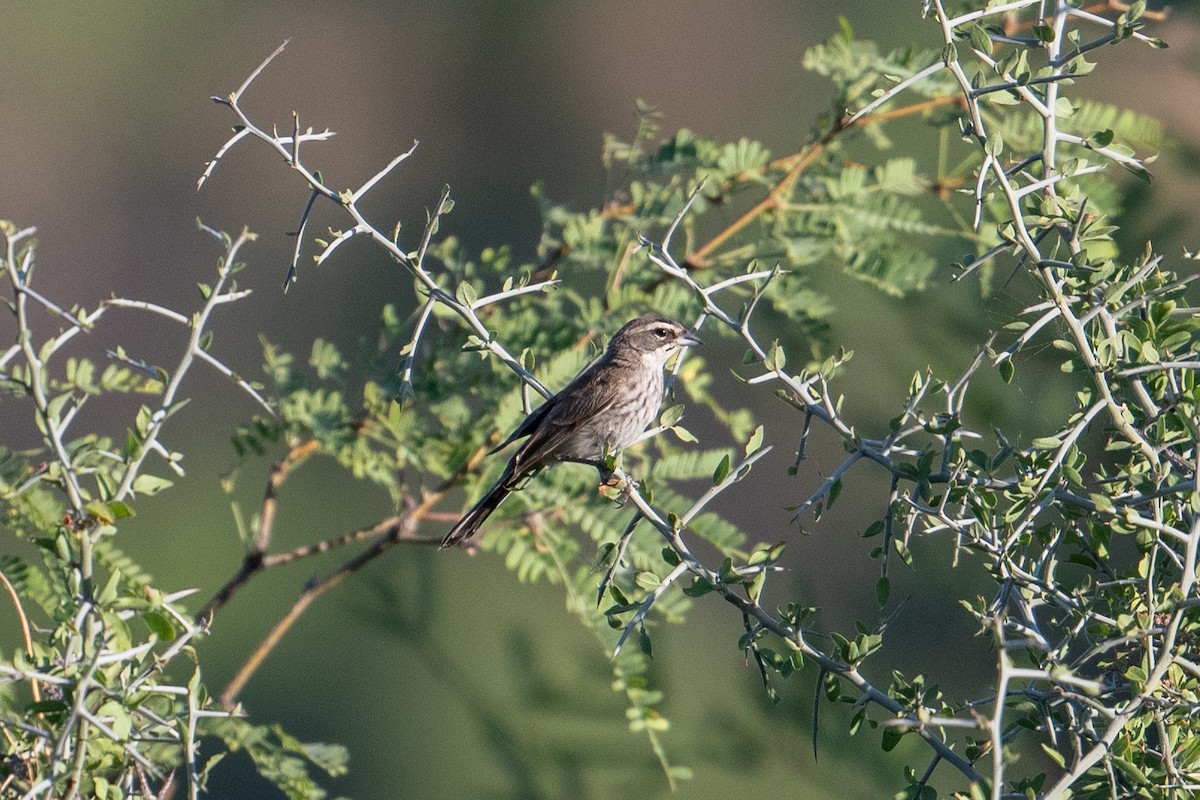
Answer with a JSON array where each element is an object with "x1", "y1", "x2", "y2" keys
[{"x1": 509, "y1": 363, "x2": 623, "y2": 470}]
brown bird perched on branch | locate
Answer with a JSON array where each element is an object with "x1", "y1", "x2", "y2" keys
[{"x1": 441, "y1": 314, "x2": 701, "y2": 548}]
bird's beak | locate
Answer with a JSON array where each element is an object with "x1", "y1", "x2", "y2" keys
[{"x1": 679, "y1": 330, "x2": 702, "y2": 347}]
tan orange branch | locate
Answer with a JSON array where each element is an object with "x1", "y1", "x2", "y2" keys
[
  {"x1": 218, "y1": 514, "x2": 438, "y2": 708},
  {"x1": 688, "y1": 94, "x2": 961, "y2": 268},
  {"x1": 0, "y1": 568, "x2": 40, "y2": 704},
  {"x1": 216, "y1": 443, "x2": 490, "y2": 707},
  {"x1": 195, "y1": 438, "x2": 319, "y2": 624}
]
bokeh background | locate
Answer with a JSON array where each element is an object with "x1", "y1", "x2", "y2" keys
[{"x1": 2, "y1": 2, "x2": 1198, "y2": 797}]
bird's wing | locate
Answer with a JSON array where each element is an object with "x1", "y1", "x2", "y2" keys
[
  {"x1": 489, "y1": 355, "x2": 608, "y2": 454},
  {"x1": 510, "y1": 362, "x2": 622, "y2": 469}
]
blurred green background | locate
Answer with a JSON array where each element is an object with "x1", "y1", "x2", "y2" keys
[{"x1": 2, "y1": 2, "x2": 1198, "y2": 797}]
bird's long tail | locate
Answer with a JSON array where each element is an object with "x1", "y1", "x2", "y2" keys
[{"x1": 440, "y1": 467, "x2": 517, "y2": 548}]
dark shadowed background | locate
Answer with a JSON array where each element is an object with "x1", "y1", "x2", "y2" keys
[{"x1": 2, "y1": 3, "x2": 1198, "y2": 797}]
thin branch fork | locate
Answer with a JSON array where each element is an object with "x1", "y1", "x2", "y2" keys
[
  {"x1": 113, "y1": 227, "x2": 265, "y2": 502},
  {"x1": 195, "y1": 439, "x2": 319, "y2": 624},
  {"x1": 201, "y1": 52, "x2": 550, "y2": 401},
  {"x1": 209, "y1": 443, "x2": 491, "y2": 706},
  {"x1": 218, "y1": 513, "x2": 438, "y2": 709}
]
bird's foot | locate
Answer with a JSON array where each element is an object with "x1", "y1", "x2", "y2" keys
[{"x1": 598, "y1": 471, "x2": 638, "y2": 507}]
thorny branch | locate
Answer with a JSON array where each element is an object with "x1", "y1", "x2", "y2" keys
[{"x1": 1, "y1": 222, "x2": 258, "y2": 799}]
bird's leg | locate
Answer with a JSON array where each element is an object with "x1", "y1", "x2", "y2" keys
[
  {"x1": 598, "y1": 476, "x2": 635, "y2": 506},
  {"x1": 596, "y1": 458, "x2": 638, "y2": 507}
]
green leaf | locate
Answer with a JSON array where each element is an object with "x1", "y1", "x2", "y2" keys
[
  {"x1": 45, "y1": 392, "x2": 73, "y2": 425},
  {"x1": 745, "y1": 424, "x2": 764, "y2": 457},
  {"x1": 635, "y1": 571, "x2": 662, "y2": 591},
  {"x1": 1031, "y1": 24, "x2": 1055, "y2": 43},
  {"x1": 968, "y1": 24, "x2": 993, "y2": 55},
  {"x1": 142, "y1": 610, "x2": 177, "y2": 641},
  {"x1": 1041, "y1": 742, "x2": 1066, "y2": 768},
  {"x1": 717, "y1": 558, "x2": 739, "y2": 584},
  {"x1": 132, "y1": 474, "x2": 174, "y2": 496},
  {"x1": 828, "y1": 478, "x2": 842, "y2": 509},
  {"x1": 455, "y1": 282, "x2": 478, "y2": 306},
  {"x1": 659, "y1": 403, "x2": 685, "y2": 428},
  {"x1": 671, "y1": 425, "x2": 698, "y2": 444},
  {"x1": 766, "y1": 340, "x2": 786, "y2": 371},
  {"x1": 96, "y1": 569, "x2": 122, "y2": 604},
  {"x1": 862, "y1": 520, "x2": 884, "y2": 538},
  {"x1": 106, "y1": 500, "x2": 135, "y2": 518},
  {"x1": 85, "y1": 500, "x2": 115, "y2": 524},
  {"x1": 638, "y1": 626, "x2": 653, "y2": 658},
  {"x1": 712, "y1": 454, "x2": 731, "y2": 485}
]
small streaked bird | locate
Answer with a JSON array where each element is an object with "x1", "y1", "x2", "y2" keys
[{"x1": 441, "y1": 314, "x2": 701, "y2": 548}]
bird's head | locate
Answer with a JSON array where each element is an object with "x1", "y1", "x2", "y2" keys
[{"x1": 608, "y1": 314, "x2": 702, "y2": 366}]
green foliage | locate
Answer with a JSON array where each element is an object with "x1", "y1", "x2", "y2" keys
[{"x1": 210, "y1": 719, "x2": 349, "y2": 800}]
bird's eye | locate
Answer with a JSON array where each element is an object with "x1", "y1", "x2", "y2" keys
[{"x1": 653, "y1": 327, "x2": 669, "y2": 339}]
